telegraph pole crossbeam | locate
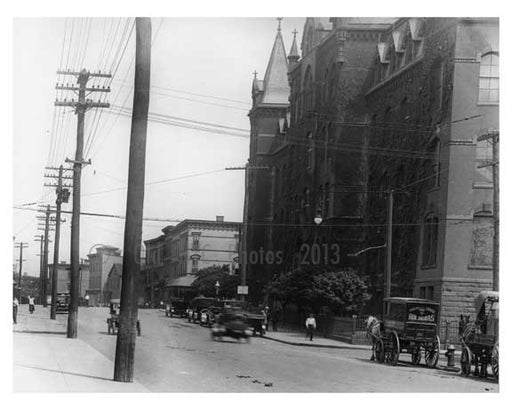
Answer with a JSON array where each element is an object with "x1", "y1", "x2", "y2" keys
[{"x1": 55, "y1": 69, "x2": 111, "y2": 338}]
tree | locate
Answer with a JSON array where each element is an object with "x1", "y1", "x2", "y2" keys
[
  {"x1": 266, "y1": 267, "x2": 369, "y2": 316},
  {"x1": 191, "y1": 265, "x2": 238, "y2": 299}
]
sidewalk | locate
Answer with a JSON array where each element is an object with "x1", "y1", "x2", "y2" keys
[
  {"x1": 12, "y1": 305, "x2": 149, "y2": 392},
  {"x1": 262, "y1": 329, "x2": 371, "y2": 350},
  {"x1": 262, "y1": 328, "x2": 461, "y2": 372}
]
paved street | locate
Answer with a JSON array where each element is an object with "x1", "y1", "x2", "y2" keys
[{"x1": 61, "y1": 307, "x2": 497, "y2": 393}]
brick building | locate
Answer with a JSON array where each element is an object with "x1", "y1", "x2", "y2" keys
[
  {"x1": 142, "y1": 217, "x2": 241, "y2": 304},
  {"x1": 245, "y1": 17, "x2": 498, "y2": 323}
]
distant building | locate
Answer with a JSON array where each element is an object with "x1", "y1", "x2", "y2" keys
[
  {"x1": 87, "y1": 246, "x2": 122, "y2": 306},
  {"x1": 47, "y1": 261, "x2": 90, "y2": 298},
  {"x1": 103, "y1": 263, "x2": 123, "y2": 301},
  {"x1": 142, "y1": 217, "x2": 241, "y2": 304}
]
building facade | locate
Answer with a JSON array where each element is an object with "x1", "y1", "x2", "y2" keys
[
  {"x1": 87, "y1": 246, "x2": 123, "y2": 306},
  {"x1": 245, "y1": 17, "x2": 498, "y2": 323},
  {"x1": 103, "y1": 263, "x2": 123, "y2": 301},
  {"x1": 142, "y1": 217, "x2": 241, "y2": 304},
  {"x1": 48, "y1": 261, "x2": 90, "y2": 299}
]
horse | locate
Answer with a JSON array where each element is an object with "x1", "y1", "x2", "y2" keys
[{"x1": 365, "y1": 315, "x2": 382, "y2": 361}]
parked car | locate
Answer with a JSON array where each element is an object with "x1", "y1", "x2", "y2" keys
[
  {"x1": 55, "y1": 293, "x2": 70, "y2": 313},
  {"x1": 166, "y1": 300, "x2": 188, "y2": 318},
  {"x1": 187, "y1": 297, "x2": 216, "y2": 323},
  {"x1": 200, "y1": 306, "x2": 222, "y2": 327}
]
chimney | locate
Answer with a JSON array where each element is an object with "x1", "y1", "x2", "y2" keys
[{"x1": 216, "y1": 216, "x2": 224, "y2": 222}]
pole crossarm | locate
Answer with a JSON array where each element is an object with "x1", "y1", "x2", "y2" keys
[
  {"x1": 44, "y1": 183, "x2": 74, "y2": 188},
  {"x1": 55, "y1": 100, "x2": 110, "y2": 109},
  {"x1": 56, "y1": 69, "x2": 112, "y2": 79},
  {"x1": 44, "y1": 174, "x2": 74, "y2": 179},
  {"x1": 55, "y1": 85, "x2": 111, "y2": 93}
]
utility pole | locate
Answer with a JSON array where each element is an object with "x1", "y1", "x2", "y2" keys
[
  {"x1": 226, "y1": 164, "x2": 271, "y2": 303},
  {"x1": 477, "y1": 129, "x2": 499, "y2": 291},
  {"x1": 385, "y1": 189, "x2": 394, "y2": 300},
  {"x1": 14, "y1": 242, "x2": 28, "y2": 301},
  {"x1": 56, "y1": 68, "x2": 111, "y2": 338},
  {"x1": 45, "y1": 166, "x2": 72, "y2": 319},
  {"x1": 37, "y1": 206, "x2": 54, "y2": 307},
  {"x1": 114, "y1": 17, "x2": 151, "y2": 383},
  {"x1": 34, "y1": 235, "x2": 44, "y2": 304}
]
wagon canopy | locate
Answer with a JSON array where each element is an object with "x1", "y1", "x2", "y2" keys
[{"x1": 475, "y1": 291, "x2": 499, "y2": 317}]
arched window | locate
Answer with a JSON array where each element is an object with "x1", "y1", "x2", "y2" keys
[
  {"x1": 422, "y1": 213, "x2": 439, "y2": 267},
  {"x1": 479, "y1": 52, "x2": 499, "y2": 103},
  {"x1": 303, "y1": 67, "x2": 313, "y2": 112}
]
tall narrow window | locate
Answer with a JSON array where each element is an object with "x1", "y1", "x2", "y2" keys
[
  {"x1": 422, "y1": 213, "x2": 439, "y2": 267},
  {"x1": 306, "y1": 133, "x2": 314, "y2": 171},
  {"x1": 303, "y1": 67, "x2": 313, "y2": 113},
  {"x1": 430, "y1": 138, "x2": 441, "y2": 188},
  {"x1": 475, "y1": 139, "x2": 493, "y2": 186},
  {"x1": 479, "y1": 52, "x2": 499, "y2": 103},
  {"x1": 192, "y1": 233, "x2": 200, "y2": 251}
]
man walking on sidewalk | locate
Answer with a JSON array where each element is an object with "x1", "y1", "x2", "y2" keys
[
  {"x1": 13, "y1": 297, "x2": 19, "y2": 324},
  {"x1": 305, "y1": 313, "x2": 317, "y2": 341},
  {"x1": 28, "y1": 295, "x2": 35, "y2": 314}
]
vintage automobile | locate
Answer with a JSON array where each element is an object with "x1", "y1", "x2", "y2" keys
[
  {"x1": 460, "y1": 290, "x2": 499, "y2": 379},
  {"x1": 187, "y1": 297, "x2": 216, "y2": 323},
  {"x1": 368, "y1": 297, "x2": 440, "y2": 367},
  {"x1": 200, "y1": 306, "x2": 222, "y2": 327},
  {"x1": 211, "y1": 310, "x2": 252, "y2": 342},
  {"x1": 165, "y1": 299, "x2": 188, "y2": 318},
  {"x1": 107, "y1": 299, "x2": 141, "y2": 336},
  {"x1": 55, "y1": 293, "x2": 70, "y2": 313}
]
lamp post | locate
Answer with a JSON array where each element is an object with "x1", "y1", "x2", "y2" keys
[{"x1": 215, "y1": 281, "x2": 220, "y2": 301}]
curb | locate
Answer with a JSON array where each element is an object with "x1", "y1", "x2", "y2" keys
[{"x1": 262, "y1": 334, "x2": 371, "y2": 350}]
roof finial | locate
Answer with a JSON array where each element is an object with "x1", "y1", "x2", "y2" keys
[
  {"x1": 292, "y1": 29, "x2": 298, "y2": 38},
  {"x1": 253, "y1": 70, "x2": 258, "y2": 79},
  {"x1": 277, "y1": 17, "x2": 283, "y2": 32}
]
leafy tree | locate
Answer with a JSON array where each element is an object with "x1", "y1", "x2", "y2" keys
[
  {"x1": 267, "y1": 267, "x2": 369, "y2": 316},
  {"x1": 191, "y1": 265, "x2": 238, "y2": 299}
]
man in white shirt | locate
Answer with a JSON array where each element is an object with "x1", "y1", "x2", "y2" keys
[
  {"x1": 305, "y1": 313, "x2": 317, "y2": 341},
  {"x1": 13, "y1": 297, "x2": 19, "y2": 324}
]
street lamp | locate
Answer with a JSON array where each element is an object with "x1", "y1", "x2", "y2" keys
[
  {"x1": 215, "y1": 281, "x2": 220, "y2": 300},
  {"x1": 314, "y1": 214, "x2": 323, "y2": 225}
]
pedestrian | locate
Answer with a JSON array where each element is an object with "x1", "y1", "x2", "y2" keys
[
  {"x1": 85, "y1": 294, "x2": 90, "y2": 307},
  {"x1": 28, "y1": 295, "x2": 35, "y2": 314},
  {"x1": 271, "y1": 309, "x2": 279, "y2": 331},
  {"x1": 13, "y1": 297, "x2": 19, "y2": 324},
  {"x1": 305, "y1": 313, "x2": 317, "y2": 341}
]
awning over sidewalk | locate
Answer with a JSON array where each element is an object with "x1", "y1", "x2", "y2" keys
[{"x1": 165, "y1": 275, "x2": 197, "y2": 288}]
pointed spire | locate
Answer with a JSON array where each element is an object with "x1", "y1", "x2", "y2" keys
[
  {"x1": 277, "y1": 17, "x2": 283, "y2": 32},
  {"x1": 288, "y1": 29, "x2": 300, "y2": 66}
]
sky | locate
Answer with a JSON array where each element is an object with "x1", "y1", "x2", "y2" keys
[{"x1": 12, "y1": 16, "x2": 306, "y2": 277}]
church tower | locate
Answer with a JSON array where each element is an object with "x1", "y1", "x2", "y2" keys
[{"x1": 245, "y1": 19, "x2": 290, "y2": 303}]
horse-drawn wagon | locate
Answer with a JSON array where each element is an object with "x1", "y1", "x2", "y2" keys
[
  {"x1": 367, "y1": 297, "x2": 440, "y2": 367},
  {"x1": 460, "y1": 291, "x2": 499, "y2": 379}
]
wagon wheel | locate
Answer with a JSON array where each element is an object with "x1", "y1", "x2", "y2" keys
[
  {"x1": 460, "y1": 345, "x2": 473, "y2": 377},
  {"x1": 411, "y1": 348, "x2": 422, "y2": 366},
  {"x1": 425, "y1": 336, "x2": 440, "y2": 368},
  {"x1": 491, "y1": 343, "x2": 499, "y2": 380},
  {"x1": 388, "y1": 332, "x2": 400, "y2": 366},
  {"x1": 375, "y1": 339, "x2": 385, "y2": 363}
]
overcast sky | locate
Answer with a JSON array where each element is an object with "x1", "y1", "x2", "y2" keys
[{"x1": 12, "y1": 16, "x2": 306, "y2": 276}]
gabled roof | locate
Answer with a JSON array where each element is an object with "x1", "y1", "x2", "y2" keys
[{"x1": 259, "y1": 30, "x2": 290, "y2": 106}]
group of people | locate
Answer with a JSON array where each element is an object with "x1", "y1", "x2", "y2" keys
[{"x1": 12, "y1": 295, "x2": 36, "y2": 324}]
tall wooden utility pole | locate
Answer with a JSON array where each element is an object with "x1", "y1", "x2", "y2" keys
[
  {"x1": 37, "y1": 206, "x2": 54, "y2": 307},
  {"x1": 56, "y1": 69, "x2": 111, "y2": 338},
  {"x1": 14, "y1": 242, "x2": 28, "y2": 301},
  {"x1": 477, "y1": 130, "x2": 499, "y2": 291},
  {"x1": 34, "y1": 235, "x2": 44, "y2": 303},
  {"x1": 114, "y1": 17, "x2": 151, "y2": 383},
  {"x1": 385, "y1": 190, "x2": 394, "y2": 300},
  {"x1": 45, "y1": 166, "x2": 72, "y2": 319}
]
